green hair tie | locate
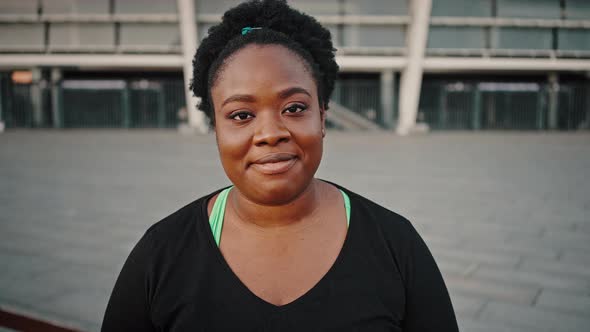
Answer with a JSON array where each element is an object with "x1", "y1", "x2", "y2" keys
[{"x1": 242, "y1": 27, "x2": 262, "y2": 35}]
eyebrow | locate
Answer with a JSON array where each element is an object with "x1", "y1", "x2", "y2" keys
[
  {"x1": 221, "y1": 94, "x2": 256, "y2": 108},
  {"x1": 221, "y1": 86, "x2": 312, "y2": 108},
  {"x1": 278, "y1": 86, "x2": 312, "y2": 99}
]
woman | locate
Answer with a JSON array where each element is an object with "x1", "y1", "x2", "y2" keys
[{"x1": 102, "y1": 1, "x2": 458, "y2": 331}]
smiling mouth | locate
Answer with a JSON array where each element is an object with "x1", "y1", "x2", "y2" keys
[{"x1": 250, "y1": 153, "x2": 297, "y2": 175}]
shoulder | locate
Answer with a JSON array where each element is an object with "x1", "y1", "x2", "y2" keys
[
  {"x1": 135, "y1": 187, "x2": 226, "y2": 254},
  {"x1": 331, "y1": 181, "x2": 418, "y2": 238},
  {"x1": 119, "y1": 187, "x2": 228, "y2": 291},
  {"x1": 330, "y1": 182, "x2": 429, "y2": 277}
]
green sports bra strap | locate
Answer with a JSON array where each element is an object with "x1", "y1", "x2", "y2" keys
[
  {"x1": 208, "y1": 186, "x2": 351, "y2": 247},
  {"x1": 340, "y1": 189, "x2": 351, "y2": 227},
  {"x1": 209, "y1": 187, "x2": 231, "y2": 247}
]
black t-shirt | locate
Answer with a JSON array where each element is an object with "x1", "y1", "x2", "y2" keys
[{"x1": 101, "y1": 185, "x2": 458, "y2": 331}]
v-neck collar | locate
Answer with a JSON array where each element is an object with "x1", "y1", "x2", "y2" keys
[{"x1": 199, "y1": 181, "x2": 355, "y2": 311}]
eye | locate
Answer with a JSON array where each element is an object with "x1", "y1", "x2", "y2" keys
[
  {"x1": 283, "y1": 104, "x2": 308, "y2": 114},
  {"x1": 229, "y1": 111, "x2": 254, "y2": 121}
]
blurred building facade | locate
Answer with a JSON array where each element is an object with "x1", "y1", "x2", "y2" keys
[{"x1": 0, "y1": 0, "x2": 588, "y2": 131}]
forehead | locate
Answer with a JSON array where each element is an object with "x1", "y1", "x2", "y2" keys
[{"x1": 211, "y1": 44, "x2": 317, "y2": 101}]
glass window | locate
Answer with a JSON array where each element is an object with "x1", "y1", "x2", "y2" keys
[
  {"x1": 197, "y1": 0, "x2": 408, "y2": 16},
  {"x1": 195, "y1": 0, "x2": 242, "y2": 14},
  {"x1": 62, "y1": 81, "x2": 124, "y2": 128},
  {"x1": 42, "y1": 0, "x2": 109, "y2": 15},
  {"x1": 119, "y1": 23, "x2": 180, "y2": 49},
  {"x1": 558, "y1": 29, "x2": 590, "y2": 51},
  {"x1": 565, "y1": 0, "x2": 590, "y2": 20},
  {"x1": 289, "y1": 0, "x2": 340, "y2": 15},
  {"x1": 343, "y1": 0, "x2": 407, "y2": 16},
  {"x1": 49, "y1": 23, "x2": 115, "y2": 50},
  {"x1": 497, "y1": 0, "x2": 561, "y2": 19},
  {"x1": 431, "y1": 0, "x2": 492, "y2": 17},
  {"x1": 342, "y1": 26, "x2": 405, "y2": 48},
  {"x1": 326, "y1": 25, "x2": 341, "y2": 47},
  {"x1": 0, "y1": 0, "x2": 38, "y2": 15},
  {"x1": 199, "y1": 22, "x2": 340, "y2": 46},
  {"x1": 198, "y1": 23, "x2": 215, "y2": 42},
  {"x1": 115, "y1": 0, "x2": 177, "y2": 14},
  {"x1": 333, "y1": 76, "x2": 381, "y2": 125},
  {"x1": 428, "y1": 27, "x2": 486, "y2": 49},
  {"x1": 0, "y1": 24, "x2": 45, "y2": 51},
  {"x1": 494, "y1": 28, "x2": 553, "y2": 50}
]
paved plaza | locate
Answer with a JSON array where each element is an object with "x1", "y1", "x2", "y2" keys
[{"x1": 1, "y1": 130, "x2": 589, "y2": 331}]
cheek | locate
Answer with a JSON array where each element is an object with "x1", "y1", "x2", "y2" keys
[
  {"x1": 301, "y1": 110, "x2": 324, "y2": 138},
  {"x1": 216, "y1": 127, "x2": 251, "y2": 170},
  {"x1": 292, "y1": 121, "x2": 324, "y2": 165}
]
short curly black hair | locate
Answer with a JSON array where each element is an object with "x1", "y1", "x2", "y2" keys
[{"x1": 190, "y1": 0, "x2": 339, "y2": 124}]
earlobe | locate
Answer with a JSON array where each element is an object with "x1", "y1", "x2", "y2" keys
[{"x1": 320, "y1": 108, "x2": 326, "y2": 138}]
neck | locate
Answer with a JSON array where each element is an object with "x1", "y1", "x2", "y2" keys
[{"x1": 229, "y1": 179, "x2": 324, "y2": 231}]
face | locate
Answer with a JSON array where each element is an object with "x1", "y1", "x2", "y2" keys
[{"x1": 210, "y1": 44, "x2": 326, "y2": 205}]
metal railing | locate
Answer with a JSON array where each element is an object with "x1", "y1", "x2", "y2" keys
[
  {"x1": 418, "y1": 79, "x2": 590, "y2": 130},
  {"x1": 0, "y1": 72, "x2": 52, "y2": 128},
  {"x1": 558, "y1": 83, "x2": 590, "y2": 130},
  {"x1": 60, "y1": 79, "x2": 184, "y2": 128},
  {"x1": 2, "y1": 74, "x2": 588, "y2": 131},
  {"x1": 333, "y1": 78, "x2": 387, "y2": 127},
  {"x1": 0, "y1": 74, "x2": 185, "y2": 129}
]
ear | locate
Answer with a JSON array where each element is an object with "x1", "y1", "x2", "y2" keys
[{"x1": 320, "y1": 107, "x2": 326, "y2": 138}]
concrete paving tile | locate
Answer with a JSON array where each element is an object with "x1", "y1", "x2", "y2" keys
[
  {"x1": 460, "y1": 239, "x2": 560, "y2": 260},
  {"x1": 28, "y1": 264, "x2": 118, "y2": 294},
  {"x1": 0, "y1": 273, "x2": 73, "y2": 304},
  {"x1": 573, "y1": 222, "x2": 590, "y2": 234},
  {"x1": 559, "y1": 250, "x2": 590, "y2": 266},
  {"x1": 519, "y1": 258, "x2": 590, "y2": 279},
  {"x1": 432, "y1": 247, "x2": 521, "y2": 268},
  {"x1": 449, "y1": 293, "x2": 487, "y2": 319},
  {"x1": 2, "y1": 131, "x2": 590, "y2": 331},
  {"x1": 1, "y1": 226, "x2": 105, "y2": 252},
  {"x1": 446, "y1": 275, "x2": 539, "y2": 305},
  {"x1": 0, "y1": 234, "x2": 63, "y2": 257},
  {"x1": 425, "y1": 229, "x2": 514, "y2": 246},
  {"x1": 541, "y1": 230, "x2": 590, "y2": 251},
  {"x1": 33, "y1": 288, "x2": 109, "y2": 330},
  {"x1": 46, "y1": 244, "x2": 128, "y2": 270},
  {"x1": 472, "y1": 266, "x2": 590, "y2": 293},
  {"x1": 421, "y1": 233, "x2": 463, "y2": 248},
  {"x1": 480, "y1": 301, "x2": 590, "y2": 332},
  {"x1": 0, "y1": 252, "x2": 66, "y2": 280},
  {"x1": 525, "y1": 211, "x2": 587, "y2": 228},
  {"x1": 436, "y1": 257, "x2": 477, "y2": 277},
  {"x1": 505, "y1": 237, "x2": 590, "y2": 257},
  {"x1": 1, "y1": 301, "x2": 91, "y2": 332},
  {"x1": 536, "y1": 290, "x2": 590, "y2": 316},
  {"x1": 458, "y1": 318, "x2": 546, "y2": 332},
  {"x1": 427, "y1": 221, "x2": 545, "y2": 239}
]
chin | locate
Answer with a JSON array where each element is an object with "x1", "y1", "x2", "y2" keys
[{"x1": 248, "y1": 177, "x2": 311, "y2": 205}]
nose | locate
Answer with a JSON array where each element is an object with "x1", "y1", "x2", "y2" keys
[{"x1": 253, "y1": 112, "x2": 291, "y2": 147}]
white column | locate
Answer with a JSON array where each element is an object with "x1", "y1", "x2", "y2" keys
[
  {"x1": 177, "y1": 0, "x2": 208, "y2": 133},
  {"x1": 547, "y1": 72, "x2": 559, "y2": 130},
  {"x1": 31, "y1": 67, "x2": 43, "y2": 127},
  {"x1": 51, "y1": 68, "x2": 62, "y2": 128},
  {"x1": 380, "y1": 70, "x2": 395, "y2": 129},
  {"x1": 0, "y1": 77, "x2": 4, "y2": 132},
  {"x1": 396, "y1": 0, "x2": 431, "y2": 135}
]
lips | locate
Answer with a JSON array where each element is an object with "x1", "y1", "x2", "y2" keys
[{"x1": 250, "y1": 153, "x2": 297, "y2": 175}]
